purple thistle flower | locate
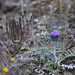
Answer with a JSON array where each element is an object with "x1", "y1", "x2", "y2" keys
[
  {"x1": 50, "y1": 30, "x2": 59, "y2": 37},
  {"x1": 50, "y1": 30, "x2": 59, "y2": 41}
]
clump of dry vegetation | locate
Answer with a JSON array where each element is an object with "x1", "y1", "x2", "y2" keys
[{"x1": 0, "y1": 0, "x2": 75, "y2": 75}]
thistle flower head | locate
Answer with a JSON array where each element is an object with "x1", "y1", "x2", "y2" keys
[
  {"x1": 50, "y1": 30, "x2": 59, "y2": 41},
  {"x1": 50, "y1": 30, "x2": 59, "y2": 37}
]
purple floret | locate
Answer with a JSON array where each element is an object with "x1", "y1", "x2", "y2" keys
[{"x1": 50, "y1": 30, "x2": 59, "y2": 37}]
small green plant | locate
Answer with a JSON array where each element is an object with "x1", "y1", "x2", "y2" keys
[
  {"x1": 30, "y1": 48, "x2": 53, "y2": 63},
  {"x1": 29, "y1": 29, "x2": 64, "y2": 74}
]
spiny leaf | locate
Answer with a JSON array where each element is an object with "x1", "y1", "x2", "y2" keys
[{"x1": 57, "y1": 42, "x2": 64, "y2": 47}]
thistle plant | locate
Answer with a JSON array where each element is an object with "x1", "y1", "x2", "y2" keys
[
  {"x1": 27, "y1": 29, "x2": 64, "y2": 74},
  {"x1": 43, "y1": 30, "x2": 64, "y2": 74},
  {"x1": 50, "y1": 30, "x2": 59, "y2": 63}
]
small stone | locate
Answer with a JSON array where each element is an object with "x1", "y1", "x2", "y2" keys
[{"x1": 34, "y1": 19, "x2": 39, "y2": 22}]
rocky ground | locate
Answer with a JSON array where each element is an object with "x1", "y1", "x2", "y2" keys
[{"x1": 0, "y1": 0, "x2": 75, "y2": 75}]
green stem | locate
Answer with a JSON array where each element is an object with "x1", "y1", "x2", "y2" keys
[{"x1": 53, "y1": 42, "x2": 57, "y2": 63}]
